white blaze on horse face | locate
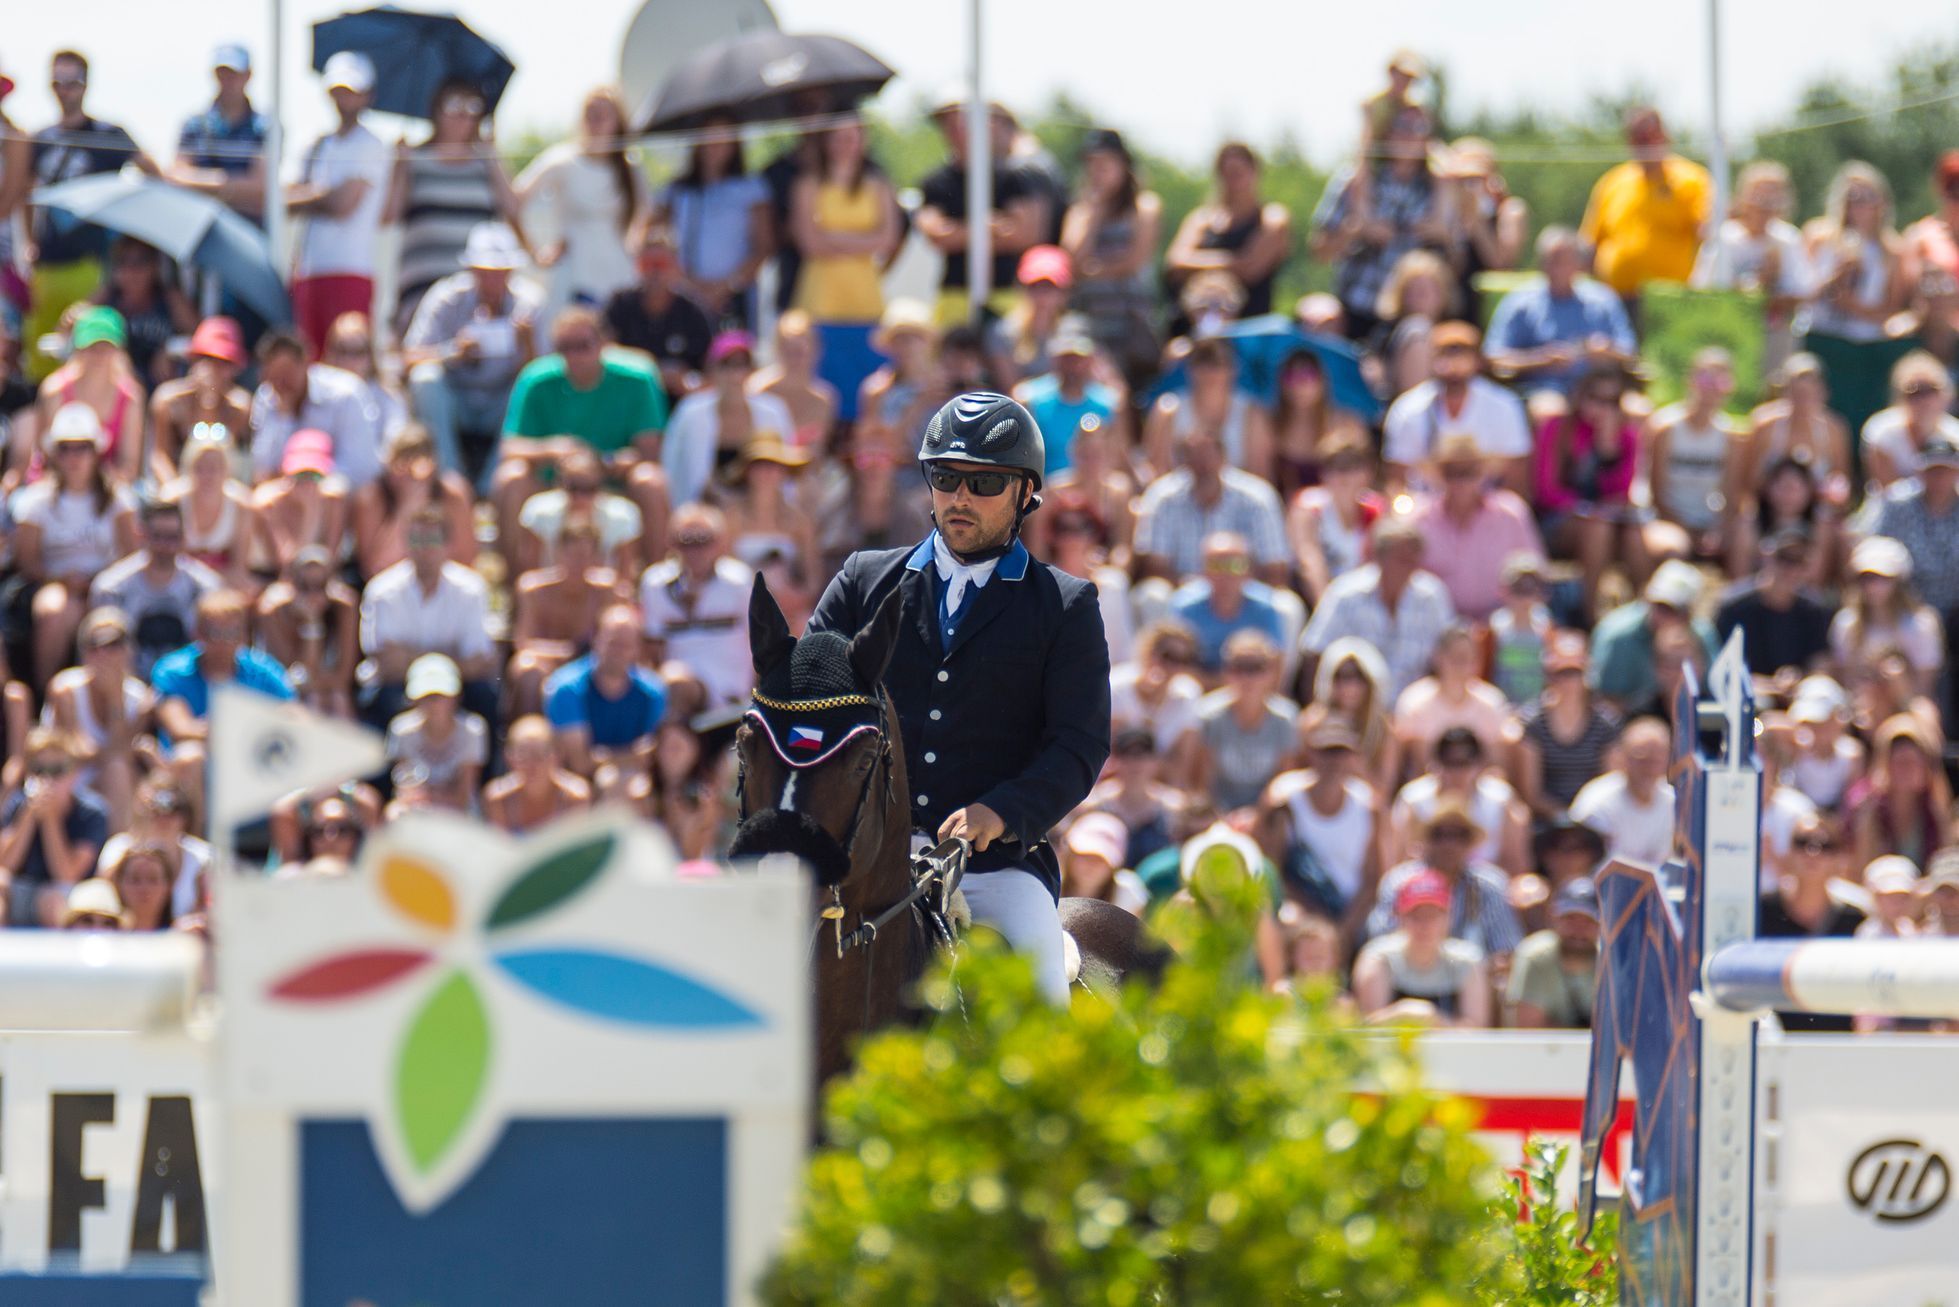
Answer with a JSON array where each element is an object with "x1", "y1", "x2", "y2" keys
[{"x1": 779, "y1": 771, "x2": 800, "y2": 814}]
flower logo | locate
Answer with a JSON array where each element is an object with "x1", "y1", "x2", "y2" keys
[{"x1": 266, "y1": 833, "x2": 763, "y2": 1208}]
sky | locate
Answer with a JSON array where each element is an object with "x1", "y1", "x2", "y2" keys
[{"x1": 2, "y1": 0, "x2": 1954, "y2": 171}]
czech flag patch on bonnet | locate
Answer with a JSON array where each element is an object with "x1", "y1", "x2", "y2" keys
[{"x1": 787, "y1": 725, "x2": 825, "y2": 752}]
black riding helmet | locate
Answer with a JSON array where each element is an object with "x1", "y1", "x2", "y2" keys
[{"x1": 918, "y1": 391, "x2": 1047, "y2": 491}]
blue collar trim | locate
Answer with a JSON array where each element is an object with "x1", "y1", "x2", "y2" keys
[{"x1": 905, "y1": 532, "x2": 1030, "y2": 581}]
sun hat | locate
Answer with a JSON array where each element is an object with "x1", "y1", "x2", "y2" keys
[
  {"x1": 63, "y1": 879, "x2": 126, "y2": 928},
  {"x1": 460, "y1": 221, "x2": 525, "y2": 271}
]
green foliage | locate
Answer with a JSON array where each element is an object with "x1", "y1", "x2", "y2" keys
[
  {"x1": 1639, "y1": 284, "x2": 1768, "y2": 413},
  {"x1": 1488, "y1": 1141, "x2": 1620, "y2": 1307},
  {"x1": 762, "y1": 856, "x2": 1518, "y2": 1306}
]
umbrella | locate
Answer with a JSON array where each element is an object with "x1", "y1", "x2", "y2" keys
[
  {"x1": 1145, "y1": 315, "x2": 1383, "y2": 421},
  {"x1": 312, "y1": 6, "x2": 516, "y2": 120},
  {"x1": 31, "y1": 173, "x2": 290, "y2": 326},
  {"x1": 640, "y1": 30, "x2": 894, "y2": 133}
]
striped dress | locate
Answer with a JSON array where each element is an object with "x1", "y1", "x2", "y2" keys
[{"x1": 395, "y1": 148, "x2": 498, "y2": 329}]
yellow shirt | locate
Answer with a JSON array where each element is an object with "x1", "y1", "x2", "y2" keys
[
  {"x1": 794, "y1": 180, "x2": 886, "y2": 323},
  {"x1": 1580, "y1": 157, "x2": 1712, "y2": 296}
]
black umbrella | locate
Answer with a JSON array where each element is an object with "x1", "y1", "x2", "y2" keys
[
  {"x1": 312, "y1": 6, "x2": 516, "y2": 120},
  {"x1": 640, "y1": 31, "x2": 894, "y2": 133}
]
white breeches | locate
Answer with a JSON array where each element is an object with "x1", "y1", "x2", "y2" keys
[{"x1": 913, "y1": 835, "x2": 1068, "y2": 1005}]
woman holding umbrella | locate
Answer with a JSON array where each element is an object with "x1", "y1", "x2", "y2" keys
[
  {"x1": 654, "y1": 115, "x2": 774, "y2": 330},
  {"x1": 515, "y1": 87, "x2": 645, "y2": 323},
  {"x1": 385, "y1": 77, "x2": 526, "y2": 333}
]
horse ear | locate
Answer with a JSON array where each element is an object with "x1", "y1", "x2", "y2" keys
[
  {"x1": 848, "y1": 587, "x2": 904, "y2": 689},
  {"x1": 749, "y1": 572, "x2": 795, "y2": 677}
]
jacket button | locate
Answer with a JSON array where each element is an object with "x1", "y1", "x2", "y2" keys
[
  {"x1": 936, "y1": 670, "x2": 949, "y2": 682},
  {"x1": 924, "y1": 752, "x2": 937, "y2": 764},
  {"x1": 929, "y1": 709, "x2": 941, "y2": 720},
  {"x1": 916, "y1": 794, "x2": 929, "y2": 806}
]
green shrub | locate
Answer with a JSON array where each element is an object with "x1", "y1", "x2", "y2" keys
[
  {"x1": 1489, "y1": 1141, "x2": 1620, "y2": 1307},
  {"x1": 763, "y1": 858, "x2": 1524, "y2": 1306}
]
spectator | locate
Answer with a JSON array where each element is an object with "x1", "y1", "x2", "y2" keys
[
  {"x1": 249, "y1": 428, "x2": 352, "y2": 579},
  {"x1": 351, "y1": 425, "x2": 475, "y2": 581},
  {"x1": 43, "y1": 607, "x2": 151, "y2": 826},
  {"x1": 1693, "y1": 160, "x2": 1816, "y2": 367},
  {"x1": 788, "y1": 112, "x2": 901, "y2": 413},
  {"x1": 249, "y1": 329, "x2": 385, "y2": 488},
  {"x1": 1286, "y1": 432, "x2": 1382, "y2": 606},
  {"x1": 1741, "y1": 353, "x2": 1851, "y2": 522},
  {"x1": 357, "y1": 505, "x2": 498, "y2": 729},
  {"x1": 1381, "y1": 320, "x2": 1532, "y2": 495},
  {"x1": 508, "y1": 514, "x2": 628, "y2": 715},
  {"x1": 1759, "y1": 812, "x2": 1865, "y2": 1032},
  {"x1": 1388, "y1": 725, "x2": 1529, "y2": 877},
  {"x1": 152, "y1": 589, "x2": 294, "y2": 749},
  {"x1": 602, "y1": 226, "x2": 716, "y2": 403},
  {"x1": 91, "y1": 238, "x2": 197, "y2": 390},
  {"x1": 1570, "y1": 716, "x2": 1677, "y2": 868},
  {"x1": 653, "y1": 114, "x2": 774, "y2": 328},
  {"x1": 1059, "y1": 811, "x2": 1148, "y2": 916},
  {"x1": 1060, "y1": 128, "x2": 1161, "y2": 385},
  {"x1": 1192, "y1": 630, "x2": 1295, "y2": 813},
  {"x1": 0, "y1": 727, "x2": 109, "y2": 926},
  {"x1": 1485, "y1": 225, "x2": 1638, "y2": 405},
  {"x1": 383, "y1": 78, "x2": 525, "y2": 333},
  {"x1": 1393, "y1": 627, "x2": 1517, "y2": 775},
  {"x1": 1259, "y1": 721, "x2": 1381, "y2": 940},
  {"x1": 13, "y1": 403, "x2": 137, "y2": 684},
  {"x1": 90, "y1": 498, "x2": 222, "y2": 676},
  {"x1": 1299, "y1": 637, "x2": 1400, "y2": 799},
  {"x1": 1445, "y1": 137, "x2": 1531, "y2": 314},
  {"x1": 60, "y1": 879, "x2": 124, "y2": 931},
  {"x1": 256, "y1": 545, "x2": 359, "y2": 719},
  {"x1": 1647, "y1": 346, "x2": 1745, "y2": 560},
  {"x1": 916, "y1": 99, "x2": 1052, "y2": 327},
  {"x1": 1299, "y1": 514, "x2": 1456, "y2": 697},
  {"x1": 1110, "y1": 622, "x2": 1205, "y2": 778},
  {"x1": 1142, "y1": 336, "x2": 1273, "y2": 481},
  {"x1": 494, "y1": 307, "x2": 670, "y2": 551},
  {"x1": 750, "y1": 310, "x2": 839, "y2": 452},
  {"x1": 1514, "y1": 631, "x2": 1622, "y2": 822},
  {"x1": 1167, "y1": 141, "x2": 1292, "y2": 328},
  {"x1": 1903, "y1": 150, "x2": 1959, "y2": 364},
  {"x1": 166, "y1": 43, "x2": 267, "y2": 220},
  {"x1": 1532, "y1": 359, "x2": 1645, "y2": 618},
  {"x1": 1869, "y1": 434, "x2": 1959, "y2": 725},
  {"x1": 274, "y1": 789, "x2": 372, "y2": 868},
  {"x1": 386, "y1": 653, "x2": 487, "y2": 812},
  {"x1": 1714, "y1": 529, "x2": 1833, "y2": 682},
  {"x1": 1367, "y1": 798, "x2": 1523, "y2": 959},
  {"x1": 35, "y1": 305, "x2": 143, "y2": 480},
  {"x1": 641, "y1": 504, "x2": 753, "y2": 708},
  {"x1": 513, "y1": 445, "x2": 640, "y2": 575},
  {"x1": 1784, "y1": 676, "x2": 1864, "y2": 812},
  {"x1": 1273, "y1": 905, "x2": 1353, "y2": 1000},
  {"x1": 1084, "y1": 726, "x2": 1186, "y2": 870},
  {"x1": 1847, "y1": 714, "x2": 1951, "y2": 871},
  {"x1": 513, "y1": 86, "x2": 644, "y2": 324},
  {"x1": 1409, "y1": 433, "x2": 1543, "y2": 622},
  {"x1": 853, "y1": 301, "x2": 944, "y2": 545},
  {"x1": 1043, "y1": 493, "x2": 1133, "y2": 665},
  {"x1": 1372, "y1": 249, "x2": 1457, "y2": 400},
  {"x1": 404, "y1": 222, "x2": 542, "y2": 483},
  {"x1": 285, "y1": 52, "x2": 388, "y2": 356},
  {"x1": 1169, "y1": 532, "x2": 1290, "y2": 675},
  {"x1": 1855, "y1": 856, "x2": 1923, "y2": 942},
  {"x1": 1507, "y1": 876, "x2": 1600, "y2": 1029},
  {"x1": 1013, "y1": 321, "x2": 1122, "y2": 483},
  {"x1": 545, "y1": 603, "x2": 665, "y2": 795},
  {"x1": 662, "y1": 330, "x2": 793, "y2": 510},
  {"x1": 988, "y1": 247, "x2": 1075, "y2": 388},
  {"x1": 322, "y1": 312, "x2": 407, "y2": 438},
  {"x1": 105, "y1": 842, "x2": 174, "y2": 932},
  {"x1": 1488, "y1": 554, "x2": 1554, "y2": 707},
  {"x1": 1309, "y1": 106, "x2": 1450, "y2": 340},
  {"x1": 99, "y1": 777, "x2": 209, "y2": 920},
  {"x1": 1354, "y1": 869, "x2": 1491, "y2": 1028},
  {"x1": 723, "y1": 435, "x2": 820, "y2": 620},
  {"x1": 1044, "y1": 411, "x2": 1140, "y2": 558},
  {"x1": 1860, "y1": 350, "x2": 1959, "y2": 490},
  {"x1": 26, "y1": 50, "x2": 160, "y2": 363},
  {"x1": 1, "y1": 310, "x2": 40, "y2": 468},
  {"x1": 1829, "y1": 535, "x2": 1940, "y2": 695},
  {"x1": 483, "y1": 714, "x2": 591, "y2": 834},
  {"x1": 643, "y1": 717, "x2": 729, "y2": 860},
  {"x1": 1578, "y1": 106, "x2": 1711, "y2": 305},
  {"x1": 0, "y1": 69, "x2": 25, "y2": 335},
  {"x1": 1132, "y1": 425, "x2": 1287, "y2": 583},
  {"x1": 1269, "y1": 348, "x2": 1369, "y2": 503},
  {"x1": 161, "y1": 422, "x2": 255, "y2": 586}
]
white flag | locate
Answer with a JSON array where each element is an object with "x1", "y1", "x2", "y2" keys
[{"x1": 210, "y1": 686, "x2": 387, "y2": 834}]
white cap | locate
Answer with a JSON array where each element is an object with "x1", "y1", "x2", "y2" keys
[
  {"x1": 1064, "y1": 812, "x2": 1129, "y2": 868},
  {"x1": 1849, "y1": 534, "x2": 1911, "y2": 580},
  {"x1": 1865, "y1": 855, "x2": 1921, "y2": 896},
  {"x1": 1643, "y1": 559, "x2": 1704, "y2": 611},
  {"x1": 1789, "y1": 692, "x2": 1838, "y2": 725},
  {"x1": 48, "y1": 401, "x2": 107, "y2": 450},
  {"x1": 460, "y1": 222, "x2": 524, "y2": 271},
  {"x1": 64, "y1": 878, "x2": 125, "y2": 927},
  {"x1": 405, "y1": 653, "x2": 462, "y2": 701},
  {"x1": 212, "y1": 43, "x2": 251, "y2": 73},
  {"x1": 322, "y1": 51, "x2": 376, "y2": 95}
]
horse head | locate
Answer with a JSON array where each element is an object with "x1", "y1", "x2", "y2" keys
[{"x1": 730, "y1": 574, "x2": 909, "y2": 898}]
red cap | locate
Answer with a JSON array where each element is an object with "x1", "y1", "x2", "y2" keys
[
  {"x1": 1939, "y1": 150, "x2": 1959, "y2": 189},
  {"x1": 189, "y1": 316, "x2": 247, "y2": 366},
  {"x1": 1395, "y1": 868, "x2": 1453, "y2": 916},
  {"x1": 281, "y1": 428, "x2": 335, "y2": 476},
  {"x1": 707, "y1": 330, "x2": 755, "y2": 366},
  {"x1": 1017, "y1": 244, "x2": 1073, "y2": 289}
]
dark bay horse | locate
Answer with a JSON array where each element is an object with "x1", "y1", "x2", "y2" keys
[{"x1": 729, "y1": 575, "x2": 1160, "y2": 1086}]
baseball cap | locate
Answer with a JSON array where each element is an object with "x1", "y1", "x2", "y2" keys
[
  {"x1": 48, "y1": 402, "x2": 107, "y2": 450},
  {"x1": 1788, "y1": 692, "x2": 1836, "y2": 725},
  {"x1": 1644, "y1": 559, "x2": 1704, "y2": 611},
  {"x1": 1920, "y1": 434, "x2": 1959, "y2": 468},
  {"x1": 1065, "y1": 812, "x2": 1129, "y2": 868},
  {"x1": 1395, "y1": 868, "x2": 1453, "y2": 915},
  {"x1": 1791, "y1": 674, "x2": 1848, "y2": 716},
  {"x1": 1304, "y1": 720, "x2": 1361, "y2": 753},
  {"x1": 460, "y1": 222, "x2": 524, "y2": 271},
  {"x1": 406, "y1": 653, "x2": 463, "y2": 701},
  {"x1": 1502, "y1": 552, "x2": 1547, "y2": 587},
  {"x1": 212, "y1": 43, "x2": 252, "y2": 73},
  {"x1": 1925, "y1": 846, "x2": 1959, "y2": 891},
  {"x1": 80, "y1": 607, "x2": 131, "y2": 649},
  {"x1": 1849, "y1": 534, "x2": 1911, "y2": 580},
  {"x1": 1387, "y1": 48, "x2": 1427, "y2": 77},
  {"x1": 64, "y1": 878, "x2": 125, "y2": 928},
  {"x1": 281, "y1": 428, "x2": 335, "y2": 476},
  {"x1": 1864, "y1": 855, "x2": 1920, "y2": 897},
  {"x1": 1552, "y1": 876, "x2": 1601, "y2": 920},
  {"x1": 189, "y1": 315, "x2": 247, "y2": 366},
  {"x1": 1431, "y1": 320, "x2": 1481, "y2": 352},
  {"x1": 707, "y1": 330, "x2": 755, "y2": 366},
  {"x1": 1543, "y1": 630, "x2": 1589, "y2": 674},
  {"x1": 322, "y1": 51, "x2": 376, "y2": 94},
  {"x1": 1050, "y1": 316, "x2": 1095, "y2": 358},
  {"x1": 1017, "y1": 244, "x2": 1073, "y2": 289},
  {"x1": 71, "y1": 305, "x2": 128, "y2": 352}
]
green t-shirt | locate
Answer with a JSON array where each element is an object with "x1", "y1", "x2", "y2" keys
[
  {"x1": 505, "y1": 352, "x2": 669, "y2": 454},
  {"x1": 1504, "y1": 929, "x2": 1597, "y2": 1027}
]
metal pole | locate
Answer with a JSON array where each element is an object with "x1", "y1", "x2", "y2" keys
[
  {"x1": 1704, "y1": 0, "x2": 1731, "y2": 282},
  {"x1": 265, "y1": 0, "x2": 290, "y2": 277},
  {"x1": 963, "y1": 0, "x2": 991, "y2": 326}
]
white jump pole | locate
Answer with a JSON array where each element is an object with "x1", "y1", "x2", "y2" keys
[{"x1": 1707, "y1": 938, "x2": 1959, "y2": 1021}]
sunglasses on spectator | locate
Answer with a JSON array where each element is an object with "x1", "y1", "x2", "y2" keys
[
  {"x1": 204, "y1": 621, "x2": 248, "y2": 642},
  {"x1": 51, "y1": 76, "x2": 86, "y2": 89},
  {"x1": 1332, "y1": 664, "x2": 1366, "y2": 681},
  {"x1": 926, "y1": 466, "x2": 1018, "y2": 497},
  {"x1": 53, "y1": 441, "x2": 96, "y2": 456},
  {"x1": 28, "y1": 758, "x2": 71, "y2": 778},
  {"x1": 556, "y1": 335, "x2": 600, "y2": 354},
  {"x1": 565, "y1": 480, "x2": 601, "y2": 495},
  {"x1": 1052, "y1": 516, "x2": 1097, "y2": 537},
  {"x1": 85, "y1": 633, "x2": 128, "y2": 652},
  {"x1": 1224, "y1": 659, "x2": 1270, "y2": 676},
  {"x1": 1156, "y1": 648, "x2": 1198, "y2": 668},
  {"x1": 1902, "y1": 383, "x2": 1943, "y2": 399},
  {"x1": 676, "y1": 531, "x2": 717, "y2": 549},
  {"x1": 70, "y1": 914, "x2": 121, "y2": 929},
  {"x1": 407, "y1": 529, "x2": 447, "y2": 549},
  {"x1": 441, "y1": 96, "x2": 486, "y2": 116},
  {"x1": 714, "y1": 354, "x2": 754, "y2": 371},
  {"x1": 1428, "y1": 826, "x2": 1475, "y2": 843},
  {"x1": 1581, "y1": 389, "x2": 1623, "y2": 406},
  {"x1": 328, "y1": 339, "x2": 370, "y2": 357},
  {"x1": 1205, "y1": 555, "x2": 1251, "y2": 576},
  {"x1": 1440, "y1": 462, "x2": 1482, "y2": 482}
]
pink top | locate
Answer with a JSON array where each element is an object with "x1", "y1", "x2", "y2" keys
[{"x1": 1533, "y1": 413, "x2": 1638, "y2": 516}]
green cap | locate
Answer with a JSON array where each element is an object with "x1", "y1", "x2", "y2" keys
[{"x1": 71, "y1": 306, "x2": 128, "y2": 352}]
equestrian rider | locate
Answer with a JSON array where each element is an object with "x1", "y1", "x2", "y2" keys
[{"x1": 807, "y1": 392, "x2": 1113, "y2": 1003}]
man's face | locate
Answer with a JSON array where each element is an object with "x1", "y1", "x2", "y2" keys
[
  {"x1": 263, "y1": 350, "x2": 306, "y2": 401},
  {"x1": 637, "y1": 242, "x2": 678, "y2": 288},
  {"x1": 1624, "y1": 733, "x2": 1668, "y2": 786},
  {"x1": 1056, "y1": 350, "x2": 1093, "y2": 387},
  {"x1": 928, "y1": 461, "x2": 1026, "y2": 557},
  {"x1": 1433, "y1": 343, "x2": 1478, "y2": 385},
  {"x1": 470, "y1": 266, "x2": 511, "y2": 303},
  {"x1": 1555, "y1": 911, "x2": 1600, "y2": 951},
  {"x1": 1691, "y1": 362, "x2": 1735, "y2": 407},
  {"x1": 1627, "y1": 110, "x2": 1667, "y2": 159},
  {"x1": 1426, "y1": 820, "x2": 1475, "y2": 873},
  {"x1": 328, "y1": 85, "x2": 368, "y2": 119},
  {"x1": 215, "y1": 66, "x2": 249, "y2": 99},
  {"x1": 1181, "y1": 432, "x2": 1224, "y2": 479},
  {"x1": 1202, "y1": 542, "x2": 1251, "y2": 599},
  {"x1": 595, "y1": 616, "x2": 639, "y2": 670},
  {"x1": 50, "y1": 59, "x2": 86, "y2": 115},
  {"x1": 407, "y1": 520, "x2": 448, "y2": 572},
  {"x1": 144, "y1": 513, "x2": 183, "y2": 566},
  {"x1": 555, "y1": 326, "x2": 603, "y2": 381},
  {"x1": 201, "y1": 611, "x2": 246, "y2": 663},
  {"x1": 1766, "y1": 544, "x2": 1808, "y2": 588},
  {"x1": 674, "y1": 519, "x2": 723, "y2": 575},
  {"x1": 1439, "y1": 456, "x2": 1484, "y2": 508},
  {"x1": 1376, "y1": 539, "x2": 1422, "y2": 588},
  {"x1": 712, "y1": 350, "x2": 754, "y2": 393},
  {"x1": 1542, "y1": 243, "x2": 1582, "y2": 287}
]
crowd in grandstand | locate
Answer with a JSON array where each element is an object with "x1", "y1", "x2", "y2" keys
[{"x1": 3, "y1": 40, "x2": 1959, "y2": 1033}]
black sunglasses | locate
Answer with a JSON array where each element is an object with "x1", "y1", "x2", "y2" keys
[{"x1": 926, "y1": 466, "x2": 1019, "y2": 498}]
